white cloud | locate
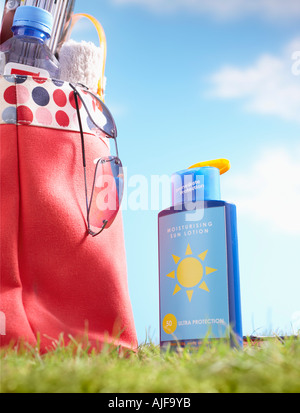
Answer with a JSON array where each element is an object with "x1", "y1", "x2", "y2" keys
[
  {"x1": 224, "y1": 146, "x2": 300, "y2": 235},
  {"x1": 208, "y1": 38, "x2": 300, "y2": 123},
  {"x1": 112, "y1": 0, "x2": 300, "y2": 20}
]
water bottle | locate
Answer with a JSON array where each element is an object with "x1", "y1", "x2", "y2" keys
[{"x1": 0, "y1": 5, "x2": 60, "y2": 78}]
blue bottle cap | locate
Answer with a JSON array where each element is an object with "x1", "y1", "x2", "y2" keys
[
  {"x1": 12, "y1": 6, "x2": 53, "y2": 37},
  {"x1": 171, "y1": 159, "x2": 230, "y2": 206}
]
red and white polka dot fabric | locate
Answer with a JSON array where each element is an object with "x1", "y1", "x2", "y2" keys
[{"x1": 0, "y1": 75, "x2": 107, "y2": 134}]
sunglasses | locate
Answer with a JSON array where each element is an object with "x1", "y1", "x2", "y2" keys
[{"x1": 70, "y1": 83, "x2": 124, "y2": 237}]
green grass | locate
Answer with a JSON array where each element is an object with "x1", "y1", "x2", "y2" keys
[{"x1": 1, "y1": 335, "x2": 300, "y2": 393}]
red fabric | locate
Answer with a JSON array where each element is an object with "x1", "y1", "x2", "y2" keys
[{"x1": 0, "y1": 124, "x2": 137, "y2": 352}]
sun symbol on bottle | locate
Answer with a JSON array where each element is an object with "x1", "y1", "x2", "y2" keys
[{"x1": 166, "y1": 244, "x2": 217, "y2": 302}]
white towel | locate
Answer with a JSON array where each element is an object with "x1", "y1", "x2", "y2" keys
[{"x1": 59, "y1": 39, "x2": 106, "y2": 95}]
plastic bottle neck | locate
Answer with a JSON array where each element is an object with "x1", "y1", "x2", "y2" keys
[{"x1": 12, "y1": 26, "x2": 49, "y2": 43}]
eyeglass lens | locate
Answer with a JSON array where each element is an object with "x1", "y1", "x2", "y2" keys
[
  {"x1": 76, "y1": 88, "x2": 117, "y2": 138},
  {"x1": 88, "y1": 157, "x2": 124, "y2": 234}
]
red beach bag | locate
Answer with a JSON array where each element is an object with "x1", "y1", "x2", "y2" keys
[{"x1": 0, "y1": 74, "x2": 137, "y2": 352}]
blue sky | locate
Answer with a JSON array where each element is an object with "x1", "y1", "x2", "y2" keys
[{"x1": 1, "y1": 0, "x2": 300, "y2": 343}]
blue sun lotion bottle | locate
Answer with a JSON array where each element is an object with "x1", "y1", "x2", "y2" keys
[{"x1": 158, "y1": 159, "x2": 243, "y2": 349}]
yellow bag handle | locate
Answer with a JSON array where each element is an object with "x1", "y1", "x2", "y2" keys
[{"x1": 70, "y1": 13, "x2": 107, "y2": 101}]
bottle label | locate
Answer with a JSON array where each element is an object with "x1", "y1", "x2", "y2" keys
[
  {"x1": 159, "y1": 206, "x2": 230, "y2": 344},
  {"x1": 4, "y1": 62, "x2": 50, "y2": 78}
]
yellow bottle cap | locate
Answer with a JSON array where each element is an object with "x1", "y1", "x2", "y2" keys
[{"x1": 188, "y1": 159, "x2": 231, "y2": 175}]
